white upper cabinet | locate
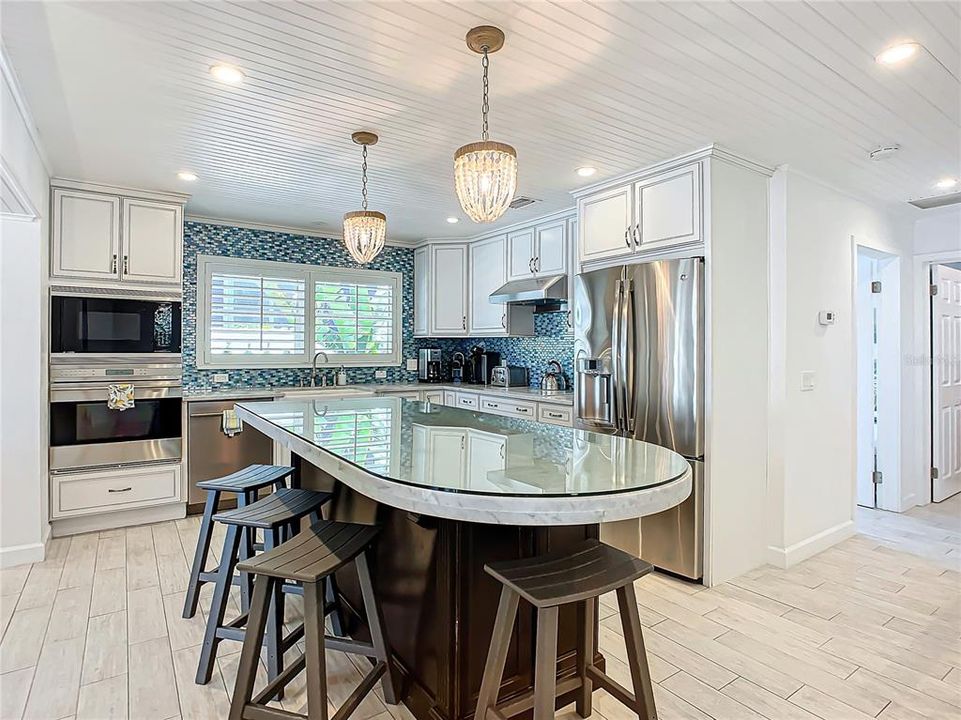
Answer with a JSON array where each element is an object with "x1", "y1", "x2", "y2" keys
[
  {"x1": 413, "y1": 246, "x2": 429, "y2": 337},
  {"x1": 122, "y1": 199, "x2": 183, "y2": 285},
  {"x1": 50, "y1": 183, "x2": 187, "y2": 289},
  {"x1": 429, "y1": 244, "x2": 469, "y2": 336},
  {"x1": 576, "y1": 161, "x2": 703, "y2": 267},
  {"x1": 469, "y1": 235, "x2": 534, "y2": 337},
  {"x1": 577, "y1": 184, "x2": 633, "y2": 264},
  {"x1": 534, "y1": 220, "x2": 567, "y2": 276},
  {"x1": 51, "y1": 189, "x2": 121, "y2": 280},
  {"x1": 634, "y1": 164, "x2": 701, "y2": 252},
  {"x1": 507, "y1": 228, "x2": 536, "y2": 280}
]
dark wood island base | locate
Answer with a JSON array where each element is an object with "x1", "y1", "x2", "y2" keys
[{"x1": 297, "y1": 459, "x2": 605, "y2": 720}]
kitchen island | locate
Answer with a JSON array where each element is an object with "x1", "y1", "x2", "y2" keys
[{"x1": 235, "y1": 396, "x2": 690, "y2": 720}]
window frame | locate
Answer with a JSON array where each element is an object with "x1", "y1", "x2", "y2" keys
[{"x1": 196, "y1": 255, "x2": 403, "y2": 369}]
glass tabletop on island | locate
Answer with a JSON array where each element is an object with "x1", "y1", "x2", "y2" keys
[{"x1": 235, "y1": 396, "x2": 690, "y2": 498}]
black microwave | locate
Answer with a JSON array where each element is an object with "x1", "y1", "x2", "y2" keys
[{"x1": 51, "y1": 295, "x2": 182, "y2": 354}]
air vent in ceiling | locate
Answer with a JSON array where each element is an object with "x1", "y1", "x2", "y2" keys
[
  {"x1": 509, "y1": 196, "x2": 540, "y2": 210},
  {"x1": 909, "y1": 192, "x2": 961, "y2": 210}
]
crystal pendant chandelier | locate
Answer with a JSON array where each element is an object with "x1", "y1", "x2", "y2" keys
[
  {"x1": 343, "y1": 131, "x2": 387, "y2": 264},
  {"x1": 453, "y1": 26, "x2": 517, "y2": 223}
]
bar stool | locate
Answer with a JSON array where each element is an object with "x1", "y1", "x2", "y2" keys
[
  {"x1": 195, "y1": 487, "x2": 333, "y2": 692},
  {"x1": 476, "y1": 540, "x2": 657, "y2": 720},
  {"x1": 228, "y1": 520, "x2": 398, "y2": 720},
  {"x1": 183, "y1": 464, "x2": 296, "y2": 619}
]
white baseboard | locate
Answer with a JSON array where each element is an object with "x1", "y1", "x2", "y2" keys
[
  {"x1": 898, "y1": 492, "x2": 918, "y2": 512},
  {"x1": 0, "y1": 541, "x2": 46, "y2": 568},
  {"x1": 51, "y1": 503, "x2": 186, "y2": 537},
  {"x1": 765, "y1": 519, "x2": 856, "y2": 569}
]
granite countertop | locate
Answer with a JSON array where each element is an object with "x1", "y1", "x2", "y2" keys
[{"x1": 183, "y1": 382, "x2": 575, "y2": 406}]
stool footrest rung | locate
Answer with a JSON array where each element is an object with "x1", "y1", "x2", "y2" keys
[
  {"x1": 216, "y1": 626, "x2": 247, "y2": 643},
  {"x1": 243, "y1": 702, "x2": 303, "y2": 720},
  {"x1": 252, "y1": 653, "x2": 307, "y2": 706},
  {"x1": 493, "y1": 676, "x2": 583, "y2": 719},
  {"x1": 324, "y1": 635, "x2": 375, "y2": 658},
  {"x1": 226, "y1": 612, "x2": 249, "y2": 629},
  {"x1": 330, "y1": 661, "x2": 386, "y2": 720},
  {"x1": 586, "y1": 665, "x2": 634, "y2": 709},
  {"x1": 280, "y1": 624, "x2": 304, "y2": 652}
]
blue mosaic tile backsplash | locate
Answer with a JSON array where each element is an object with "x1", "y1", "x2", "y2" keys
[{"x1": 181, "y1": 221, "x2": 573, "y2": 391}]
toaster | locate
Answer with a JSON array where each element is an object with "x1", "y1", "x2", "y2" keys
[{"x1": 490, "y1": 365, "x2": 529, "y2": 388}]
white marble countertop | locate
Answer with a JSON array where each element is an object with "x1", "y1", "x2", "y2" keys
[
  {"x1": 235, "y1": 397, "x2": 691, "y2": 525},
  {"x1": 183, "y1": 382, "x2": 574, "y2": 406}
]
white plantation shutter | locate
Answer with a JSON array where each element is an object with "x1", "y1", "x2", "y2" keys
[
  {"x1": 313, "y1": 407, "x2": 392, "y2": 474},
  {"x1": 315, "y1": 280, "x2": 394, "y2": 359},
  {"x1": 197, "y1": 255, "x2": 402, "y2": 369}
]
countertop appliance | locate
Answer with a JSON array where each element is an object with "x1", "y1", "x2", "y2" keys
[
  {"x1": 451, "y1": 352, "x2": 465, "y2": 383},
  {"x1": 465, "y1": 347, "x2": 500, "y2": 385},
  {"x1": 51, "y1": 291, "x2": 181, "y2": 360},
  {"x1": 491, "y1": 365, "x2": 529, "y2": 388},
  {"x1": 49, "y1": 359, "x2": 183, "y2": 472},
  {"x1": 540, "y1": 360, "x2": 568, "y2": 391},
  {"x1": 418, "y1": 348, "x2": 443, "y2": 383},
  {"x1": 187, "y1": 398, "x2": 273, "y2": 514},
  {"x1": 574, "y1": 257, "x2": 704, "y2": 580}
]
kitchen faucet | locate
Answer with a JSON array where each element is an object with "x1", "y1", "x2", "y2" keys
[{"x1": 311, "y1": 351, "x2": 329, "y2": 387}]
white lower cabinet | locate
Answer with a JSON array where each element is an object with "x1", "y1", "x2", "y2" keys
[
  {"x1": 479, "y1": 396, "x2": 536, "y2": 419},
  {"x1": 422, "y1": 390, "x2": 445, "y2": 404},
  {"x1": 411, "y1": 426, "x2": 534, "y2": 492},
  {"x1": 52, "y1": 462, "x2": 181, "y2": 519},
  {"x1": 537, "y1": 404, "x2": 573, "y2": 426},
  {"x1": 454, "y1": 391, "x2": 479, "y2": 409},
  {"x1": 443, "y1": 391, "x2": 457, "y2": 406},
  {"x1": 467, "y1": 432, "x2": 508, "y2": 493}
]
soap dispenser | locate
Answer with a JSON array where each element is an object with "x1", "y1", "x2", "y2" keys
[{"x1": 336, "y1": 365, "x2": 348, "y2": 386}]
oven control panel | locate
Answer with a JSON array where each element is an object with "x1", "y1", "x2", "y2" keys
[{"x1": 51, "y1": 364, "x2": 183, "y2": 384}]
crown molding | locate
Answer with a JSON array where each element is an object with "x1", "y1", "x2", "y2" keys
[
  {"x1": 184, "y1": 214, "x2": 419, "y2": 248},
  {"x1": 52, "y1": 177, "x2": 190, "y2": 204},
  {"x1": 416, "y1": 205, "x2": 576, "y2": 246},
  {"x1": 0, "y1": 44, "x2": 51, "y2": 176},
  {"x1": 0, "y1": 156, "x2": 39, "y2": 221}
]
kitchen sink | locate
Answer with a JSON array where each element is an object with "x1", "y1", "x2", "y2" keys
[{"x1": 278, "y1": 387, "x2": 374, "y2": 399}]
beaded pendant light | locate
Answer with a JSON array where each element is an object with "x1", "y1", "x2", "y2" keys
[
  {"x1": 343, "y1": 131, "x2": 386, "y2": 264},
  {"x1": 453, "y1": 26, "x2": 517, "y2": 223}
]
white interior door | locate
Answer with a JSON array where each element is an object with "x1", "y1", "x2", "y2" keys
[
  {"x1": 932, "y1": 264, "x2": 961, "y2": 502},
  {"x1": 856, "y1": 253, "x2": 878, "y2": 508}
]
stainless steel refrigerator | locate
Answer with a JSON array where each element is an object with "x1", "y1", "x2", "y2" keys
[{"x1": 573, "y1": 257, "x2": 704, "y2": 580}]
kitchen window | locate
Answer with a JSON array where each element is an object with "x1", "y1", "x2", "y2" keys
[{"x1": 197, "y1": 255, "x2": 402, "y2": 368}]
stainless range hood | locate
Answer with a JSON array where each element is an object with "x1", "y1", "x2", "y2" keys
[{"x1": 489, "y1": 274, "x2": 568, "y2": 308}]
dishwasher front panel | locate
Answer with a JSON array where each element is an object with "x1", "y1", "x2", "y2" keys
[{"x1": 187, "y1": 399, "x2": 274, "y2": 513}]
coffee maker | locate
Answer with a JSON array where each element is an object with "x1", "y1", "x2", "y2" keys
[
  {"x1": 418, "y1": 348, "x2": 443, "y2": 383},
  {"x1": 465, "y1": 346, "x2": 501, "y2": 385}
]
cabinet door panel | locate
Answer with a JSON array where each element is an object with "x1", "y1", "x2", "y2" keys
[
  {"x1": 578, "y1": 185, "x2": 632, "y2": 264},
  {"x1": 429, "y1": 245, "x2": 468, "y2": 335},
  {"x1": 414, "y1": 247, "x2": 429, "y2": 336},
  {"x1": 467, "y1": 432, "x2": 507, "y2": 492},
  {"x1": 122, "y1": 199, "x2": 183, "y2": 285},
  {"x1": 52, "y1": 189, "x2": 120, "y2": 280},
  {"x1": 635, "y1": 165, "x2": 701, "y2": 252},
  {"x1": 469, "y1": 236, "x2": 508, "y2": 336},
  {"x1": 428, "y1": 429, "x2": 467, "y2": 489},
  {"x1": 534, "y1": 221, "x2": 567, "y2": 276},
  {"x1": 507, "y1": 228, "x2": 535, "y2": 280}
]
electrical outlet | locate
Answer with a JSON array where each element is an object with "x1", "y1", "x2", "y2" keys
[
  {"x1": 406, "y1": 358, "x2": 418, "y2": 372},
  {"x1": 375, "y1": 370, "x2": 387, "y2": 379},
  {"x1": 213, "y1": 373, "x2": 229, "y2": 383}
]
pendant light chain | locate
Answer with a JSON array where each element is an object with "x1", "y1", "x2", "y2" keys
[
  {"x1": 361, "y1": 144, "x2": 369, "y2": 211},
  {"x1": 481, "y1": 47, "x2": 490, "y2": 141}
]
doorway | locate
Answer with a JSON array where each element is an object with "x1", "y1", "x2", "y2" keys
[
  {"x1": 855, "y1": 246, "x2": 901, "y2": 510},
  {"x1": 931, "y1": 263, "x2": 961, "y2": 502}
]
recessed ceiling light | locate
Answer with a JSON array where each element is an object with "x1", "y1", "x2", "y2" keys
[
  {"x1": 935, "y1": 177, "x2": 958, "y2": 190},
  {"x1": 177, "y1": 171, "x2": 198, "y2": 182},
  {"x1": 209, "y1": 63, "x2": 245, "y2": 84},
  {"x1": 576, "y1": 166, "x2": 597, "y2": 177},
  {"x1": 875, "y1": 42, "x2": 920, "y2": 65},
  {"x1": 446, "y1": 217, "x2": 459, "y2": 224}
]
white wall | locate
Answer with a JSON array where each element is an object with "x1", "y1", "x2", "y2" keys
[
  {"x1": 766, "y1": 167, "x2": 915, "y2": 567},
  {"x1": 1, "y1": 51, "x2": 50, "y2": 567},
  {"x1": 914, "y1": 206, "x2": 961, "y2": 256}
]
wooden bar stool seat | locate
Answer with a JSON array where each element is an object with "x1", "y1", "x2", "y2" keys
[
  {"x1": 183, "y1": 464, "x2": 296, "y2": 620},
  {"x1": 195, "y1": 488, "x2": 333, "y2": 693},
  {"x1": 477, "y1": 540, "x2": 657, "y2": 720},
  {"x1": 228, "y1": 520, "x2": 398, "y2": 720}
]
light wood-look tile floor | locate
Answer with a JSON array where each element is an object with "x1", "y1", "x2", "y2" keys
[{"x1": 1, "y1": 496, "x2": 959, "y2": 720}]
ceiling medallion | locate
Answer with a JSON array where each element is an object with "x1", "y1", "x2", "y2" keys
[
  {"x1": 453, "y1": 26, "x2": 517, "y2": 224},
  {"x1": 343, "y1": 131, "x2": 387, "y2": 264}
]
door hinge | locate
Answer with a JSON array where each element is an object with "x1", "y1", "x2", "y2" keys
[
  {"x1": 930, "y1": 284, "x2": 939, "y2": 296},
  {"x1": 931, "y1": 466, "x2": 940, "y2": 480},
  {"x1": 872, "y1": 470, "x2": 883, "y2": 485},
  {"x1": 871, "y1": 281, "x2": 882, "y2": 294}
]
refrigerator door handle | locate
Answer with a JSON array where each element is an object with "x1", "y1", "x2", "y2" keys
[
  {"x1": 610, "y1": 279, "x2": 622, "y2": 432},
  {"x1": 624, "y1": 277, "x2": 637, "y2": 434}
]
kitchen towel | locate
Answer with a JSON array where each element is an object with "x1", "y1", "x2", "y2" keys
[
  {"x1": 222, "y1": 409, "x2": 243, "y2": 437},
  {"x1": 107, "y1": 384, "x2": 135, "y2": 411}
]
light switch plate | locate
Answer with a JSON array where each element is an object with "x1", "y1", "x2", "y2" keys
[
  {"x1": 213, "y1": 373, "x2": 229, "y2": 383},
  {"x1": 406, "y1": 358, "x2": 418, "y2": 372},
  {"x1": 800, "y1": 371, "x2": 816, "y2": 392},
  {"x1": 375, "y1": 370, "x2": 387, "y2": 379}
]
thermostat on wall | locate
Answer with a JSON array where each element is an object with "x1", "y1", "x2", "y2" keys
[{"x1": 818, "y1": 311, "x2": 837, "y2": 326}]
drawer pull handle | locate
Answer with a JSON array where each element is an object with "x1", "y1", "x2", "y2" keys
[
  {"x1": 515, "y1": 407, "x2": 529, "y2": 413},
  {"x1": 108, "y1": 487, "x2": 132, "y2": 493},
  {"x1": 547, "y1": 412, "x2": 563, "y2": 418}
]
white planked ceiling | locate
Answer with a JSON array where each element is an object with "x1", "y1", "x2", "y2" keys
[{"x1": 2, "y1": 1, "x2": 958, "y2": 241}]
